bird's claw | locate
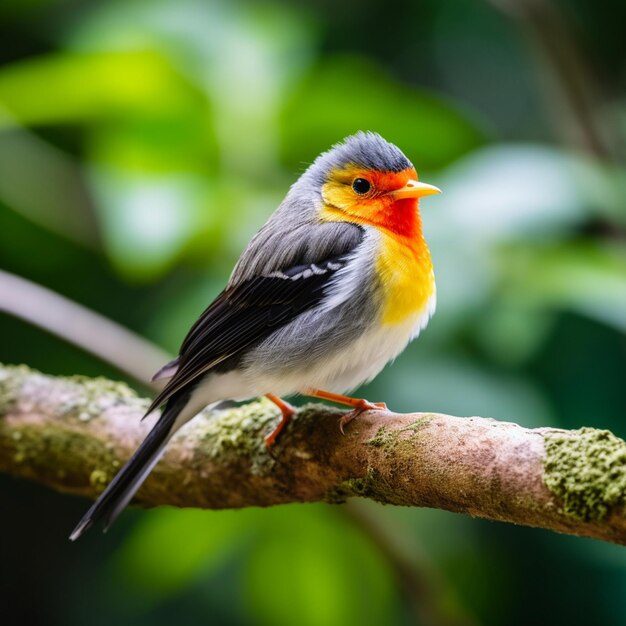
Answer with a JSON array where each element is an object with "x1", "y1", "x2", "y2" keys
[{"x1": 338, "y1": 400, "x2": 388, "y2": 434}]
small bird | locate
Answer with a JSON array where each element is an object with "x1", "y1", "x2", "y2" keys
[{"x1": 70, "y1": 131, "x2": 440, "y2": 540}]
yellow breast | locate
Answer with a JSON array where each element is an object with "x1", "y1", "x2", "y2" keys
[{"x1": 376, "y1": 232, "x2": 435, "y2": 325}]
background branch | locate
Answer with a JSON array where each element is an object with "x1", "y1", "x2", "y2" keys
[
  {"x1": 1, "y1": 364, "x2": 625, "y2": 546},
  {"x1": 488, "y1": 0, "x2": 619, "y2": 161},
  {"x1": 0, "y1": 269, "x2": 169, "y2": 388}
]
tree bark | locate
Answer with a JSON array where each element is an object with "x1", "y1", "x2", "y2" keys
[{"x1": 1, "y1": 364, "x2": 625, "y2": 545}]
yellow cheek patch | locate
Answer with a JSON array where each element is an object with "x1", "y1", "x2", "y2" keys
[
  {"x1": 321, "y1": 164, "x2": 366, "y2": 212},
  {"x1": 376, "y1": 232, "x2": 434, "y2": 325},
  {"x1": 322, "y1": 184, "x2": 355, "y2": 213}
]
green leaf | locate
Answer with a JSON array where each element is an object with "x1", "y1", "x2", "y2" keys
[{"x1": 0, "y1": 51, "x2": 201, "y2": 128}]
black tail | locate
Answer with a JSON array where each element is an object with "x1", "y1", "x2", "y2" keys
[{"x1": 69, "y1": 394, "x2": 187, "y2": 540}]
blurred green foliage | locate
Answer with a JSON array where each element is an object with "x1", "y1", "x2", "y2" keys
[
  {"x1": 105, "y1": 506, "x2": 399, "y2": 626},
  {"x1": 1, "y1": 0, "x2": 625, "y2": 625}
]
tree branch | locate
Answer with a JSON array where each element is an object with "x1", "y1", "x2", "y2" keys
[
  {"x1": 1, "y1": 364, "x2": 625, "y2": 545},
  {"x1": 0, "y1": 269, "x2": 170, "y2": 388}
]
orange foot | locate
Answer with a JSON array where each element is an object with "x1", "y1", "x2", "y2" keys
[
  {"x1": 304, "y1": 389, "x2": 388, "y2": 434},
  {"x1": 264, "y1": 393, "x2": 297, "y2": 447}
]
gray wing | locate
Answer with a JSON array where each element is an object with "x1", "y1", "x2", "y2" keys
[
  {"x1": 229, "y1": 219, "x2": 363, "y2": 285},
  {"x1": 147, "y1": 220, "x2": 364, "y2": 413}
]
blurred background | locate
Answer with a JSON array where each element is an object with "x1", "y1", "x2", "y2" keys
[{"x1": 1, "y1": 0, "x2": 625, "y2": 624}]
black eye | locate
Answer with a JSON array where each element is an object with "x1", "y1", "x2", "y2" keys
[{"x1": 352, "y1": 178, "x2": 371, "y2": 195}]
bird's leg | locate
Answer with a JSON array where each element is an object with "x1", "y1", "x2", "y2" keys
[
  {"x1": 304, "y1": 388, "x2": 387, "y2": 434},
  {"x1": 264, "y1": 393, "x2": 297, "y2": 446}
]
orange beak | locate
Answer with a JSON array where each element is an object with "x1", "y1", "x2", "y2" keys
[{"x1": 391, "y1": 179, "x2": 442, "y2": 200}]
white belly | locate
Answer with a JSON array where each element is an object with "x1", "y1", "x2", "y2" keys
[{"x1": 187, "y1": 296, "x2": 434, "y2": 412}]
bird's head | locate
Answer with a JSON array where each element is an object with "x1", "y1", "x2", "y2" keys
[{"x1": 306, "y1": 132, "x2": 440, "y2": 239}]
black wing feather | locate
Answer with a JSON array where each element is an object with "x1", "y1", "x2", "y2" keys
[{"x1": 146, "y1": 227, "x2": 363, "y2": 414}]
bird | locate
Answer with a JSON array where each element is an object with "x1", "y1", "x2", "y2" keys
[{"x1": 69, "y1": 131, "x2": 440, "y2": 540}]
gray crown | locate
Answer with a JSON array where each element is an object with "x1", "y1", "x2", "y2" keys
[{"x1": 305, "y1": 132, "x2": 412, "y2": 185}]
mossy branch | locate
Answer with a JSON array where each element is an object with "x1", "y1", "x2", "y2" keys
[{"x1": 1, "y1": 364, "x2": 625, "y2": 545}]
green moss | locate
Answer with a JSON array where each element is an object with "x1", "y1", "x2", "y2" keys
[
  {"x1": 343, "y1": 468, "x2": 381, "y2": 498},
  {"x1": 324, "y1": 486, "x2": 349, "y2": 504},
  {"x1": 326, "y1": 468, "x2": 382, "y2": 503},
  {"x1": 90, "y1": 469, "x2": 110, "y2": 489},
  {"x1": 0, "y1": 364, "x2": 33, "y2": 413},
  {"x1": 64, "y1": 374, "x2": 137, "y2": 399},
  {"x1": 0, "y1": 363, "x2": 147, "y2": 422},
  {"x1": 4, "y1": 422, "x2": 122, "y2": 491},
  {"x1": 367, "y1": 415, "x2": 434, "y2": 452},
  {"x1": 57, "y1": 374, "x2": 145, "y2": 421},
  {"x1": 326, "y1": 416, "x2": 435, "y2": 504},
  {"x1": 191, "y1": 398, "x2": 281, "y2": 475},
  {"x1": 543, "y1": 427, "x2": 626, "y2": 522},
  {"x1": 367, "y1": 426, "x2": 397, "y2": 449}
]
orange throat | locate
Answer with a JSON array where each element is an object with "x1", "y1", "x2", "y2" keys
[
  {"x1": 321, "y1": 199, "x2": 435, "y2": 326},
  {"x1": 375, "y1": 214, "x2": 435, "y2": 326},
  {"x1": 319, "y1": 165, "x2": 436, "y2": 326}
]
